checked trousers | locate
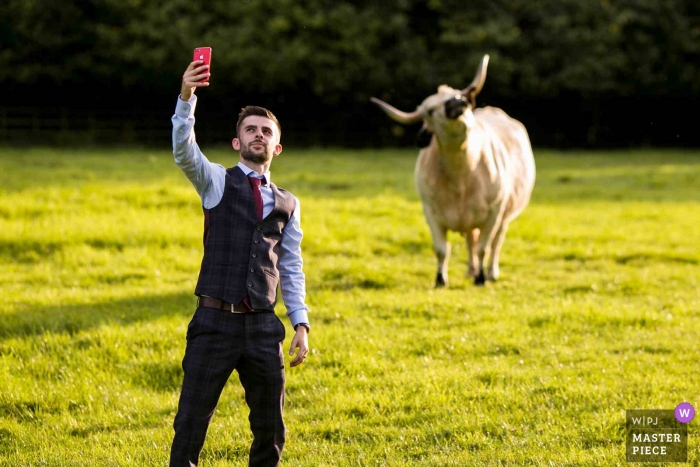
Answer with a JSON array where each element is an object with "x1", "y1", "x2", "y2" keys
[{"x1": 169, "y1": 307, "x2": 287, "y2": 467}]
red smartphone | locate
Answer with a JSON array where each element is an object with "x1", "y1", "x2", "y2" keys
[{"x1": 193, "y1": 47, "x2": 212, "y2": 82}]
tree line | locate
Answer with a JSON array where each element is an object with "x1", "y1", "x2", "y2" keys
[{"x1": 1, "y1": 0, "x2": 699, "y2": 147}]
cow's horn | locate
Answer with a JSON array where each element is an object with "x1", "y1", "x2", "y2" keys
[
  {"x1": 370, "y1": 97, "x2": 422, "y2": 125},
  {"x1": 462, "y1": 54, "x2": 490, "y2": 98}
]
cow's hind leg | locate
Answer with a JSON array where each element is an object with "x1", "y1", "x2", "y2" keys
[
  {"x1": 487, "y1": 221, "x2": 509, "y2": 281},
  {"x1": 474, "y1": 207, "x2": 505, "y2": 286}
]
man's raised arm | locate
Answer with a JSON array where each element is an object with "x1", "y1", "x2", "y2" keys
[{"x1": 172, "y1": 61, "x2": 224, "y2": 206}]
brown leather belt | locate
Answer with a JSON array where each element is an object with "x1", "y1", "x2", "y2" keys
[{"x1": 197, "y1": 296, "x2": 253, "y2": 313}]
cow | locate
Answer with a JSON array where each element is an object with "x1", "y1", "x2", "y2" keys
[{"x1": 371, "y1": 55, "x2": 535, "y2": 286}]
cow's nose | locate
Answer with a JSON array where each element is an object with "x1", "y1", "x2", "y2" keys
[{"x1": 445, "y1": 98, "x2": 467, "y2": 119}]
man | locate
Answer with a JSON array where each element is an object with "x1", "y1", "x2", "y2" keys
[{"x1": 169, "y1": 59, "x2": 310, "y2": 467}]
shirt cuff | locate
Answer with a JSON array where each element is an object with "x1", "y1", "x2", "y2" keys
[
  {"x1": 287, "y1": 308, "x2": 309, "y2": 329},
  {"x1": 175, "y1": 95, "x2": 197, "y2": 119}
]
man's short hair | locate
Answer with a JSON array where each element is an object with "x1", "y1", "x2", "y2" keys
[{"x1": 236, "y1": 106, "x2": 281, "y2": 138}]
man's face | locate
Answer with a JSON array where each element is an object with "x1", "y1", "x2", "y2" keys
[{"x1": 232, "y1": 116, "x2": 282, "y2": 165}]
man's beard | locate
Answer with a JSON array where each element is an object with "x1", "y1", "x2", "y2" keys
[{"x1": 241, "y1": 142, "x2": 273, "y2": 164}]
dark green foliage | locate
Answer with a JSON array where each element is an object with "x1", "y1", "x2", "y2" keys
[{"x1": 1, "y1": 0, "x2": 698, "y2": 146}]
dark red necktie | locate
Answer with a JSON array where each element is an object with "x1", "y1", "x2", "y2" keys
[{"x1": 247, "y1": 176, "x2": 263, "y2": 222}]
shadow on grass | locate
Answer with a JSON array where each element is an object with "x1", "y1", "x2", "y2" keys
[
  {"x1": 556, "y1": 251, "x2": 699, "y2": 265},
  {"x1": 67, "y1": 408, "x2": 173, "y2": 438},
  {"x1": 0, "y1": 291, "x2": 196, "y2": 339},
  {"x1": 0, "y1": 239, "x2": 65, "y2": 264}
]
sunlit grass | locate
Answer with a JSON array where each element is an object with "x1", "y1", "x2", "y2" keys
[{"x1": 0, "y1": 147, "x2": 698, "y2": 466}]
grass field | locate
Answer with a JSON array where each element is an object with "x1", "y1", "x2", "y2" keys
[{"x1": 0, "y1": 147, "x2": 698, "y2": 466}]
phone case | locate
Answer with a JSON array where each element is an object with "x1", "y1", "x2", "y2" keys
[{"x1": 193, "y1": 47, "x2": 212, "y2": 82}]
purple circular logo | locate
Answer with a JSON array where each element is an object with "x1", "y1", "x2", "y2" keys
[{"x1": 675, "y1": 402, "x2": 695, "y2": 423}]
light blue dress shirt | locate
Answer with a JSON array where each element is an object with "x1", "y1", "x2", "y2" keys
[{"x1": 172, "y1": 95, "x2": 309, "y2": 328}]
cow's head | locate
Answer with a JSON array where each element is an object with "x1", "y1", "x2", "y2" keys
[{"x1": 371, "y1": 55, "x2": 489, "y2": 148}]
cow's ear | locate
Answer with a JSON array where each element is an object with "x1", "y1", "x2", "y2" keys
[{"x1": 415, "y1": 127, "x2": 433, "y2": 148}]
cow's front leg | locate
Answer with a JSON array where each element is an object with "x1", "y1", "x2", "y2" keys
[
  {"x1": 466, "y1": 228, "x2": 479, "y2": 278},
  {"x1": 425, "y1": 212, "x2": 450, "y2": 287}
]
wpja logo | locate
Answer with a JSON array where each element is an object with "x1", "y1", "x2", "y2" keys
[{"x1": 626, "y1": 403, "x2": 694, "y2": 462}]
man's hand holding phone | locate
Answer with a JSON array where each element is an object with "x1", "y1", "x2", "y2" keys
[
  {"x1": 181, "y1": 61, "x2": 209, "y2": 101},
  {"x1": 180, "y1": 48, "x2": 212, "y2": 101}
]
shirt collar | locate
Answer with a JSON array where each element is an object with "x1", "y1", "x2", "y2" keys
[{"x1": 237, "y1": 162, "x2": 271, "y2": 185}]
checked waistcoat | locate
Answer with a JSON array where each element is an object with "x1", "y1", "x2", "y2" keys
[{"x1": 195, "y1": 166, "x2": 296, "y2": 310}]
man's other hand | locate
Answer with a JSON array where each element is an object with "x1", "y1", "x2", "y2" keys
[
  {"x1": 180, "y1": 61, "x2": 210, "y2": 101},
  {"x1": 288, "y1": 327, "x2": 309, "y2": 367}
]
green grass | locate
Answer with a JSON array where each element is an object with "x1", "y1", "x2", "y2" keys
[{"x1": 0, "y1": 147, "x2": 699, "y2": 466}]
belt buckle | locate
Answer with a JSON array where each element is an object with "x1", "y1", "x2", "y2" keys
[{"x1": 231, "y1": 303, "x2": 245, "y2": 314}]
